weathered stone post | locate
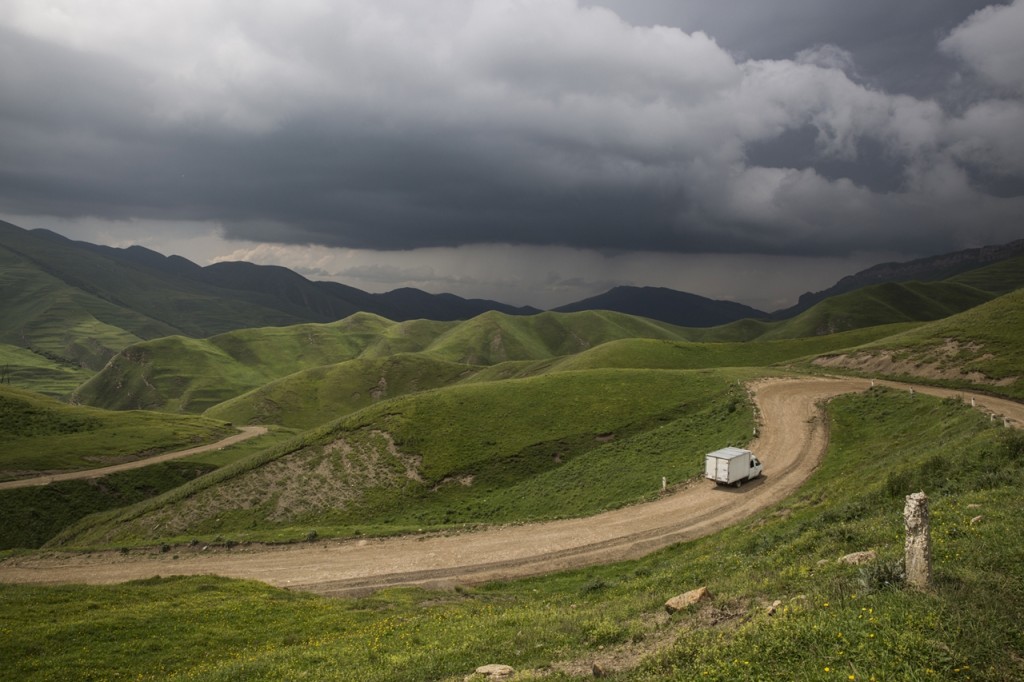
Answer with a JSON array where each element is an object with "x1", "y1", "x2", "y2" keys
[{"x1": 904, "y1": 491, "x2": 932, "y2": 590}]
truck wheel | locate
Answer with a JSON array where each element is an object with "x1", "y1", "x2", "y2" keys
[{"x1": 734, "y1": 480, "x2": 742, "y2": 488}]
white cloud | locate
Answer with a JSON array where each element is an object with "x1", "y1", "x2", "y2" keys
[
  {"x1": 947, "y1": 99, "x2": 1024, "y2": 176},
  {"x1": 941, "y1": 0, "x2": 1024, "y2": 94}
]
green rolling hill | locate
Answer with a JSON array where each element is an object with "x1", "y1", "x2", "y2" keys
[
  {"x1": 947, "y1": 253, "x2": 1024, "y2": 294},
  {"x1": 703, "y1": 280, "x2": 996, "y2": 343},
  {"x1": 755, "y1": 280, "x2": 995, "y2": 340},
  {"x1": 4, "y1": 233, "x2": 1024, "y2": 681},
  {"x1": 46, "y1": 279, "x2": 1024, "y2": 549},
  {"x1": 196, "y1": 321, "x2": 906, "y2": 430},
  {"x1": 52, "y1": 367, "x2": 756, "y2": 547},
  {"x1": 0, "y1": 385, "x2": 232, "y2": 479},
  {"x1": 205, "y1": 354, "x2": 478, "y2": 430},
  {"x1": 808, "y1": 288, "x2": 1024, "y2": 400},
  {"x1": 0, "y1": 221, "x2": 537, "y2": 381},
  {"x1": 70, "y1": 314, "x2": 402, "y2": 412},
  {"x1": 71, "y1": 277, "x2": 1007, "y2": 424},
  {"x1": 72, "y1": 310, "x2": 696, "y2": 414}
]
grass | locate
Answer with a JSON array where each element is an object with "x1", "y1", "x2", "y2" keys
[
  {"x1": 548, "y1": 324, "x2": 920, "y2": 372},
  {"x1": 948, "y1": 253, "x2": 1024, "y2": 295},
  {"x1": 205, "y1": 353, "x2": 479, "y2": 430},
  {"x1": 66, "y1": 273, "x2": 1007, "y2": 419},
  {"x1": 755, "y1": 281, "x2": 994, "y2": 341},
  {"x1": 2, "y1": 388, "x2": 1021, "y2": 681},
  {"x1": 0, "y1": 343, "x2": 93, "y2": 398},
  {"x1": 0, "y1": 385, "x2": 233, "y2": 478},
  {"x1": 50, "y1": 368, "x2": 758, "y2": 547},
  {"x1": 198, "y1": 321, "x2": 910, "y2": 432},
  {"x1": 0, "y1": 425, "x2": 293, "y2": 551},
  {"x1": 0, "y1": 461, "x2": 217, "y2": 550},
  {"x1": 804, "y1": 289, "x2": 1024, "y2": 400},
  {"x1": 71, "y1": 310, "x2": 699, "y2": 414},
  {"x1": 0, "y1": 242, "x2": 156, "y2": 371}
]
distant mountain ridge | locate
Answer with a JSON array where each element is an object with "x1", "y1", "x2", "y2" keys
[
  {"x1": 553, "y1": 286, "x2": 767, "y2": 327},
  {"x1": 0, "y1": 220, "x2": 538, "y2": 369},
  {"x1": 3, "y1": 218, "x2": 1023, "y2": 377},
  {"x1": 773, "y1": 239, "x2": 1024, "y2": 319}
]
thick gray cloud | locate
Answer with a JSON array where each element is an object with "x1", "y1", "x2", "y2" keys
[{"x1": 1, "y1": 0, "x2": 1022, "y2": 270}]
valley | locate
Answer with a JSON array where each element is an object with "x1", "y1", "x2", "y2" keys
[
  {"x1": 3, "y1": 377, "x2": 1020, "y2": 597},
  {"x1": 1, "y1": 225, "x2": 1023, "y2": 680}
]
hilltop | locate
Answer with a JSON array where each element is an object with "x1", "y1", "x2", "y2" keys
[
  {"x1": 0, "y1": 220, "x2": 537, "y2": 376},
  {"x1": 1, "y1": 244, "x2": 1024, "y2": 680},
  {"x1": 4, "y1": 217, "x2": 1023, "y2": 400}
]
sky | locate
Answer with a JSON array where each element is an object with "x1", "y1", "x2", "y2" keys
[{"x1": 2, "y1": 0, "x2": 1023, "y2": 312}]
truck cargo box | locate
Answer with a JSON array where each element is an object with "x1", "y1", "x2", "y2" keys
[{"x1": 705, "y1": 447, "x2": 762, "y2": 486}]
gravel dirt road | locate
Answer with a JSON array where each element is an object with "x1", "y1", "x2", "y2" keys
[
  {"x1": 0, "y1": 426, "x2": 269, "y2": 491},
  {"x1": 2, "y1": 377, "x2": 1021, "y2": 596}
]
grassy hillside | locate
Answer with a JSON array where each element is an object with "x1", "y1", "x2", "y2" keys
[
  {"x1": 754, "y1": 280, "x2": 993, "y2": 341},
  {"x1": 0, "y1": 225, "x2": 313, "y2": 364},
  {"x1": 0, "y1": 245, "x2": 156, "y2": 371},
  {"x1": 0, "y1": 385, "x2": 233, "y2": 479},
  {"x1": 73, "y1": 311, "x2": 697, "y2": 414},
  {"x1": 208, "y1": 311, "x2": 814, "y2": 430},
  {"x1": 0, "y1": 343, "x2": 93, "y2": 397},
  {"x1": 4, "y1": 389, "x2": 1021, "y2": 681},
  {"x1": 75, "y1": 309, "x2": 925, "y2": 429},
  {"x1": 71, "y1": 314, "x2": 403, "y2": 412},
  {"x1": 947, "y1": 253, "x2": 1024, "y2": 294},
  {"x1": 51, "y1": 368, "x2": 755, "y2": 547},
  {"x1": 0, "y1": 461, "x2": 217, "y2": 550},
  {"x1": 0, "y1": 426, "x2": 296, "y2": 551},
  {"x1": 809, "y1": 288, "x2": 1024, "y2": 400},
  {"x1": 658, "y1": 279, "x2": 992, "y2": 345},
  {"x1": 205, "y1": 354, "x2": 477, "y2": 430},
  {"x1": 547, "y1": 324, "x2": 919, "y2": 373}
]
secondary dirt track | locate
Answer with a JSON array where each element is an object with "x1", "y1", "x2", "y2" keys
[
  {"x1": 2, "y1": 377, "x2": 1022, "y2": 597},
  {"x1": 0, "y1": 426, "x2": 269, "y2": 491}
]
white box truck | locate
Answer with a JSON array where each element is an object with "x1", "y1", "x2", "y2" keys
[{"x1": 705, "y1": 447, "x2": 763, "y2": 487}]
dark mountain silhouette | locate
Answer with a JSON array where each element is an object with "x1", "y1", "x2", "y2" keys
[{"x1": 553, "y1": 286, "x2": 767, "y2": 327}]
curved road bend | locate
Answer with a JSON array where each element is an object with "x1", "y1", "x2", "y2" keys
[{"x1": 2, "y1": 378, "x2": 1021, "y2": 596}]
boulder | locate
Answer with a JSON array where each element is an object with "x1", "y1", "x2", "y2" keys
[
  {"x1": 473, "y1": 664, "x2": 515, "y2": 680},
  {"x1": 837, "y1": 550, "x2": 876, "y2": 565},
  {"x1": 664, "y1": 586, "x2": 711, "y2": 613}
]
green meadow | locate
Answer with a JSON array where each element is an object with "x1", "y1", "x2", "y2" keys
[
  {"x1": 3, "y1": 389, "x2": 1021, "y2": 681},
  {"x1": 0, "y1": 386, "x2": 232, "y2": 477},
  {"x1": 804, "y1": 289, "x2": 1024, "y2": 401},
  {"x1": 51, "y1": 367, "x2": 757, "y2": 547},
  {"x1": 0, "y1": 249, "x2": 1022, "y2": 680}
]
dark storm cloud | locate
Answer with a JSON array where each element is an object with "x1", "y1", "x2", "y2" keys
[{"x1": 1, "y1": 0, "x2": 1023, "y2": 260}]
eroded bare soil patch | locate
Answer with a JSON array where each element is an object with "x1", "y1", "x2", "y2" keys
[
  {"x1": 98, "y1": 429, "x2": 421, "y2": 541},
  {"x1": 812, "y1": 339, "x2": 1018, "y2": 387}
]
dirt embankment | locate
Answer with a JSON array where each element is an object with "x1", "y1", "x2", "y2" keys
[
  {"x1": 2, "y1": 378, "x2": 1021, "y2": 595},
  {"x1": 812, "y1": 339, "x2": 1018, "y2": 387}
]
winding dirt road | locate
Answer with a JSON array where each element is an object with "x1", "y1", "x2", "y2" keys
[
  {"x1": 2, "y1": 377, "x2": 1021, "y2": 596},
  {"x1": 0, "y1": 426, "x2": 268, "y2": 491}
]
